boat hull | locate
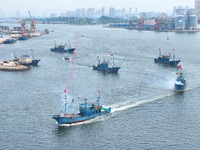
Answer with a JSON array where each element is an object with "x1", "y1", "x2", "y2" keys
[
  {"x1": 154, "y1": 58, "x2": 180, "y2": 67},
  {"x1": 53, "y1": 107, "x2": 111, "y2": 125},
  {"x1": 0, "y1": 62, "x2": 29, "y2": 71},
  {"x1": 18, "y1": 36, "x2": 31, "y2": 41},
  {"x1": 93, "y1": 65, "x2": 120, "y2": 73},
  {"x1": 50, "y1": 48, "x2": 75, "y2": 53},
  {"x1": 3, "y1": 39, "x2": 17, "y2": 44},
  {"x1": 174, "y1": 84, "x2": 186, "y2": 92},
  {"x1": 29, "y1": 59, "x2": 40, "y2": 66}
]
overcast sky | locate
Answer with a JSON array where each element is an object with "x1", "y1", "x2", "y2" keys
[{"x1": 0, "y1": 0, "x2": 195, "y2": 16}]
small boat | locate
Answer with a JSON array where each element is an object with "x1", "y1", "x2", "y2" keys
[
  {"x1": 63, "y1": 56, "x2": 71, "y2": 61},
  {"x1": 3, "y1": 38, "x2": 17, "y2": 44},
  {"x1": 52, "y1": 93, "x2": 111, "y2": 125},
  {"x1": 174, "y1": 66, "x2": 186, "y2": 92},
  {"x1": 43, "y1": 29, "x2": 49, "y2": 34},
  {"x1": 50, "y1": 40, "x2": 75, "y2": 53},
  {"x1": 93, "y1": 55, "x2": 120, "y2": 73},
  {"x1": 154, "y1": 49, "x2": 180, "y2": 67}
]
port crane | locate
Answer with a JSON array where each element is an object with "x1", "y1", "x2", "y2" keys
[
  {"x1": 15, "y1": 18, "x2": 26, "y2": 34},
  {"x1": 137, "y1": 12, "x2": 146, "y2": 29},
  {"x1": 129, "y1": 17, "x2": 134, "y2": 29},
  {"x1": 154, "y1": 12, "x2": 169, "y2": 30},
  {"x1": 28, "y1": 11, "x2": 36, "y2": 33}
]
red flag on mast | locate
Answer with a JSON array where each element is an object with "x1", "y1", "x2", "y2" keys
[{"x1": 178, "y1": 65, "x2": 182, "y2": 70}]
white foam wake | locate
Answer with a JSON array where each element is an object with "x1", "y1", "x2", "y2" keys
[{"x1": 110, "y1": 93, "x2": 173, "y2": 113}]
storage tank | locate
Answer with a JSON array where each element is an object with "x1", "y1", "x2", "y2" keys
[
  {"x1": 189, "y1": 15, "x2": 197, "y2": 29},
  {"x1": 18, "y1": 55, "x2": 32, "y2": 64},
  {"x1": 175, "y1": 15, "x2": 185, "y2": 30}
]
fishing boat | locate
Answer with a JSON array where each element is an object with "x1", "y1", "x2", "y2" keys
[
  {"x1": 93, "y1": 55, "x2": 120, "y2": 73},
  {"x1": 154, "y1": 48, "x2": 180, "y2": 67},
  {"x1": 50, "y1": 40, "x2": 75, "y2": 53},
  {"x1": 13, "y1": 50, "x2": 40, "y2": 66},
  {"x1": 18, "y1": 35, "x2": 31, "y2": 41},
  {"x1": 174, "y1": 66, "x2": 186, "y2": 92},
  {"x1": 63, "y1": 56, "x2": 71, "y2": 61},
  {"x1": 3, "y1": 38, "x2": 17, "y2": 44},
  {"x1": 52, "y1": 93, "x2": 111, "y2": 125}
]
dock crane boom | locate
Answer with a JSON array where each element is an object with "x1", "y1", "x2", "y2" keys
[
  {"x1": 137, "y1": 12, "x2": 146, "y2": 29},
  {"x1": 15, "y1": 18, "x2": 26, "y2": 34},
  {"x1": 129, "y1": 17, "x2": 134, "y2": 28},
  {"x1": 28, "y1": 11, "x2": 36, "y2": 31},
  {"x1": 154, "y1": 12, "x2": 168, "y2": 30}
]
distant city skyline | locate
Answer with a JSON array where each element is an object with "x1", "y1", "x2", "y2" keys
[{"x1": 0, "y1": 0, "x2": 195, "y2": 17}]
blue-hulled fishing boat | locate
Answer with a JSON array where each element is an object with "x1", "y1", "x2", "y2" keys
[
  {"x1": 93, "y1": 55, "x2": 120, "y2": 73},
  {"x1": 50, "y1": 40, "x2": 75, "y2": 53},
  {"x1": 174, "y1": 66, "x2": 186, "y2": 92},
  {"x1": 52, "y1": 93, "x2": 111, "y2": 125},
  {"x1": 154, "y1": 48, "x2": 180, "y2": 67},
  {"x1": 3, "y1": 38, "x2": 17, "y2": 44},
  {"x1": 18, "y1": 35, "x2": 31, "y2": 41}
]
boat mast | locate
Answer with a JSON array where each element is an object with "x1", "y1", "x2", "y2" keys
[
  {"x1": 59, "y1": 94, "x2": 67, "y2": 115},
  {"x1": 172, "y1": 49, "x2": 175, "y2": 61},
  {"x1": 110, "y1": 54, "x2": 114, "y2": 67},
  {"x1": 66, "y1": 99, "x2": 74, "y2": 114},
  {"x1": 68, "y1": 40, "x2": 71, "y2": 48},
  {"x1": 64, "y1": 95, "x2": 67, "y2": 113},
  {"x1": 31, "y1": 49, "x2": 34, "y2": 59},
  {"x1": 112, "y1": 55, "x2": 115, "y2": 67},
  {"x1": 97, "y1": 56, "x2": 100, "y2": 65},
  {"x1": 84, "y1": 97, "x2": 88, "y2": 108},
  {"x1": 158, "y1": 48, "x2": 161, "y2": 57},
  {"x1": 97, "y1": 90, "x2": 100, "y2": 106}
]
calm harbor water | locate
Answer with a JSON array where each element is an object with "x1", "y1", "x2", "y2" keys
[{"x1": 1, "y1": 24, "x2": 200, "y2": 149}]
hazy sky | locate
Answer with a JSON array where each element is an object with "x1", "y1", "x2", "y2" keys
[{"x1": 0, "y1": 0, "x2": 195, "y2": 16}]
